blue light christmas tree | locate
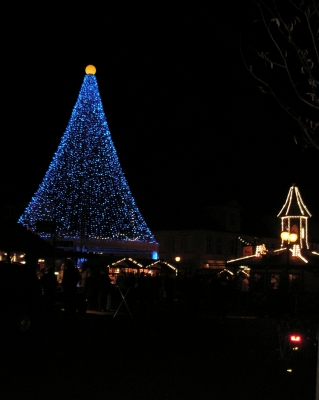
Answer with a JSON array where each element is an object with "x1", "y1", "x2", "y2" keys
[{"x1": 18, "y1": 65, "x2": 157, "y2": 252}]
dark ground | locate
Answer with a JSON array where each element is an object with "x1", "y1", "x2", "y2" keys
[{"x1": 1, "y1": 301, "x2": 318, "y2": 400}]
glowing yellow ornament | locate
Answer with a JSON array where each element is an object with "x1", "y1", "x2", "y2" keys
[{"x1": 85, "y1": 65, "x2": 96, "y2": 75}]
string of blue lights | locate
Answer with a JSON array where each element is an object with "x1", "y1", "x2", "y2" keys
[{"x1": 18, "y1": 66, "x2": 156, "y2": 244}]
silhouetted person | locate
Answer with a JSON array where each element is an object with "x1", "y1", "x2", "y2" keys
[
  {"x1": 84, "y1": 267, "x2": 99, "y2": 311},
  {"x1": 217, "y1": 272, "x2": 232, "y2": 321},
  {"x1": 209, "y1": 273, "x2": 220, "y2": 315},
  {"x1": 116, "y1": 268, "x2": 127, "y2": 288},
  {"x1": 125, "y1": 272, "x2": 137, "y2": 308},
  {"x1": 239, "y1": 273, "x2": 250, "y2": 312},
  {"x1": 136, "y1": 272, "x2": 147, "y2": 308},
  {"x1": 162, "y1": 270, "x2": 176, "y2": 306},
  {"x1": 152, "y1": 272, "x2": 162, "y2": 302},
  {"x1": 41, "y1": 266, "x2": 58, "y2": 316},
  {"x1": 98, "y1": 267, "x2": 113, "y2": 312},
  {"x1": 62, "y1": 259, "x2": 81, "y2": 316},
  {"x1": 80, "y1": 261, "x2": 90, "y2": 288}
]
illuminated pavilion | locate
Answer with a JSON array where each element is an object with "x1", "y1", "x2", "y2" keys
[{"x1": 226, "y1": 184, "x2": 319, "y2": 315}]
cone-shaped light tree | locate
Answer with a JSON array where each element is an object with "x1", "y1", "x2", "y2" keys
[{"x1": 18, "y1": 65, "x2": 157, "y2": 250}]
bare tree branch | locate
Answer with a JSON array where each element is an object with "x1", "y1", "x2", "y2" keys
[{"x1": 242, "y1": 0, "x2": 319, "y2": 150}]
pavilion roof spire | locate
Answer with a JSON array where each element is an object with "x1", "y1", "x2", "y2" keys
[{"x1": 277, "y1": 184, "x2": 312, "y2": 218}]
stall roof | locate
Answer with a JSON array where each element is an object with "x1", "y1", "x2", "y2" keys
[
  {"x1": 145, "y1": 260, "x2": 177, "y2": 271},
  {"x1": 0, "y1": 219, "x2": 57, "y2": 258},
  {"x1": 110, "y1": 257, "x2": 150, "y2": 269},
  {"x1": 227, "y1": 247, "x2": 319, "y2": 269}
]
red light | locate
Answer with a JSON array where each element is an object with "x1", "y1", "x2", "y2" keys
[{"x1": 289, "y1": 334, "x2": 301, "y2": 342}]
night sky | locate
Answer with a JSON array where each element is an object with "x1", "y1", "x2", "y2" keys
[{"x1": 3, "y1": 3, "x2": 318, "y2": 230}]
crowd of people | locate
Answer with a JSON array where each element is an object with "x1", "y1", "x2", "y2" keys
[
  {"x1": 37, "y1": 261, "x2": 254, "y2": 318},
  {"x1": 35, "y1": 261, "x2": 316, "y2": 320},
  {"x1": 38, "y1": 261, "x2": 181, "y2": 315},
  {"x1": 79, "y1": 265, "x2": 179, "y2": 313}
]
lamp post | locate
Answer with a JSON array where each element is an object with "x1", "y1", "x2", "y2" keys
[
  {"x1": 280, "y1": 230, "x2": 298, "y2": 266},
  {"x1": 280, "y1": 230, "x2": 298, "y2": 311},
  {"x1": 175, "y1": 256, "x2": 181, "y2": 276}
]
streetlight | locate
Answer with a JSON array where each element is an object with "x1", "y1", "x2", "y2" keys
[
  {"x1": 280, "y1": 230, "x2": 298, "y2": 310},
  {"x1": 280, "y1": 230, "x2": 298, "y2": 267},
  {"x1": 175, "y1": 256, "x2": 181, "y2": 276},
  {"x1": 280, "y1": 231, "x2": 298, "y2": 244}
]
